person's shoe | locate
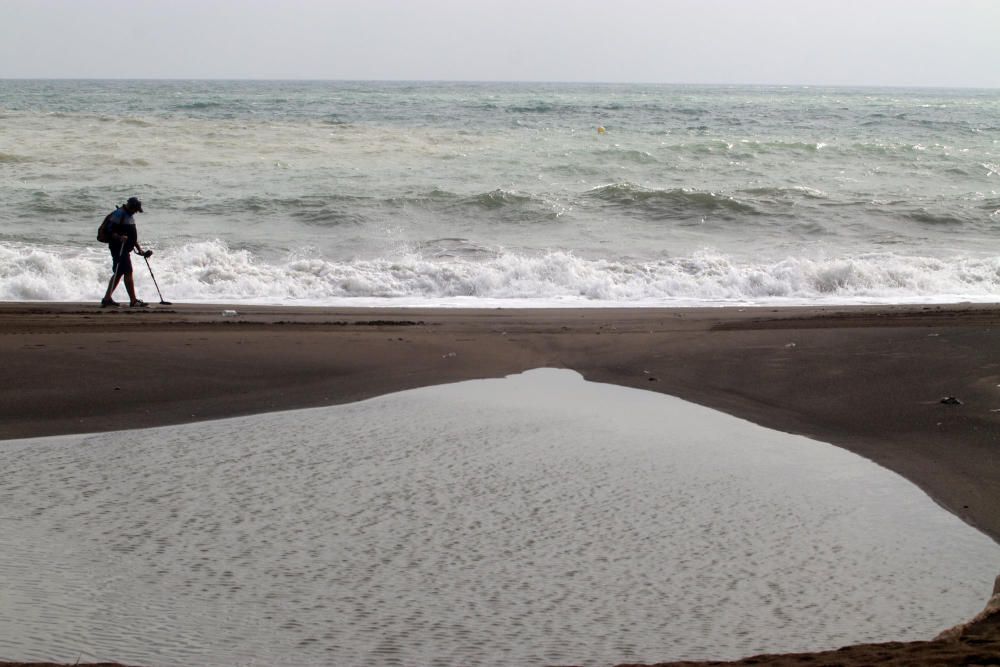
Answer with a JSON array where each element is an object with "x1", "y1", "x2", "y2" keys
[
  {"x1": 129, "y1": 299, "x2": 148, "y2": 308},
  {"x1": 100, "y1": 298, "x2": 119, "y2": 308}
]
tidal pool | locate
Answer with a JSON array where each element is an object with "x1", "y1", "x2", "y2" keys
[{"x1": 1, "y1": 369, "x2": 997, "y2": 666}]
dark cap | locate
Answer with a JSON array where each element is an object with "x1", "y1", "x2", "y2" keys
[{"x1": 126, "y1": 197, "x2": 144, "y2": 213}]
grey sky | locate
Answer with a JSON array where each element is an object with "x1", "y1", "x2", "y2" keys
[{"x1": 1, "y1": 0, "x2": 998, "y2": 87}]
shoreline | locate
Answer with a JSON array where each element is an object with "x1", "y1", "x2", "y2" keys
[{"x1": 2, "y1": 301, "x2": 999, "y2": 666}]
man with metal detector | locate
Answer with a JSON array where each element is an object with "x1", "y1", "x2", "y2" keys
[{"x1": 101, "y1": 196, "x2": 154, "y2": 308}]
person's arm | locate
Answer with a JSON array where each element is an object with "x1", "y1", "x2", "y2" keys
[{"x1": 132, "y1": 233, "x2": 151, "y2": 257}]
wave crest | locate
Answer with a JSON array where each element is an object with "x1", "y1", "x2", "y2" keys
[
  {"x1": 586, "y1": 183, "x2": 758, "y2": 217},
  {"x1": 458, "y1": 189, "x2": 537, "y2": 210}
]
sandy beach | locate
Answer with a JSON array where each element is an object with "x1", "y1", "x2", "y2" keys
[{"x1": 1, "y1": 301, "x2": 999, "y2": 665}]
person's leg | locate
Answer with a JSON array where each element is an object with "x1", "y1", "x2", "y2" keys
[
  {"x1": 103, "y1": 244, "x2": 126, "y2": 304},
  {"x1": 103, "y1": 273, "x2": 121, "y2": 301},
  {"x1": 124, "y1": 272, "x2": 138, "y2": 304},
  {"x1": 103, "y1": 267, "x2": 124, "y2": 303}
]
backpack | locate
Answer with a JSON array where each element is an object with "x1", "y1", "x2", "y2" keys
[{"x1": 97, "y1": 207, "x2": 119, "y2": 243}]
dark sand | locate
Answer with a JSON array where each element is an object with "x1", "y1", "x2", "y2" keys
[{"x1": 1, "y1": 301, "x2": 998, "y2": 665}]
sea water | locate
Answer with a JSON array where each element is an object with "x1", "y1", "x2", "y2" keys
[
  {"x1": 1, "y1": 370, "x2": 997, "y2": 667},
  {"x1": 1, "y1": 80, "x2": 999, "y2": 306}
]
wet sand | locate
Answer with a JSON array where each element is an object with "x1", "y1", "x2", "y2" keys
[{"x1": 1, "y1": 301, "x2": 999, "y2": 665}]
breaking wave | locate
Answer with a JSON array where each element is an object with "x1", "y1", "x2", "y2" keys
[{"x1": 3, "y1": 240, "x2": 998, "y2": 306}]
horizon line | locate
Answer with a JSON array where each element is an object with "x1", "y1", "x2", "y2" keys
[{"x1": 1, "y1": 76, "x2": 998, "y2": 91}]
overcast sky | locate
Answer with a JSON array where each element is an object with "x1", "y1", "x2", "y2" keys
[{"x1": 1, "y1": 0, "x2": 998, "y2": 87}]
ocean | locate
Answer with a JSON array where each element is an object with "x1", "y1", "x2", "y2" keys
[
  {"x1": 2, "y1": 370, "x2": 998, "y2": 666},
  {"x1": 1, "y1": 79, "x2": 998, "y2": 306}
]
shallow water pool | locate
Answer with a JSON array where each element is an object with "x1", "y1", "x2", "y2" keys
[{"x1": 1, "y1": 369, "x2": 997, "y2": 666}]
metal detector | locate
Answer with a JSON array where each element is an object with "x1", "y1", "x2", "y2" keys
[{"x1": 143, "y1": 255, "x2": 172, "y2": 305}]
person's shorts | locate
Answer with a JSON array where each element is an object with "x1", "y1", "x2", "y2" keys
[{"x1": 110, "y1": 243, "x2": 133, "y2": 275}]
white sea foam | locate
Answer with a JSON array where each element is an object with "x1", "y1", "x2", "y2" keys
[
  {"x1": 2, "y1": 240, "x2": 999, "y2": 307},
  {"x1": 0, "y1": 369, "x2": 997, "y2": 666}
]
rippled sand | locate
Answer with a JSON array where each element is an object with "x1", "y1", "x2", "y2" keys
[{"x1": 1, "y1": 369, "x2": 997, "y2": 666}]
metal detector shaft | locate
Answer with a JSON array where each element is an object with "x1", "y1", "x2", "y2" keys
[{"x1": 144, "y1": 256, "x2": 171, "y2": 305}]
